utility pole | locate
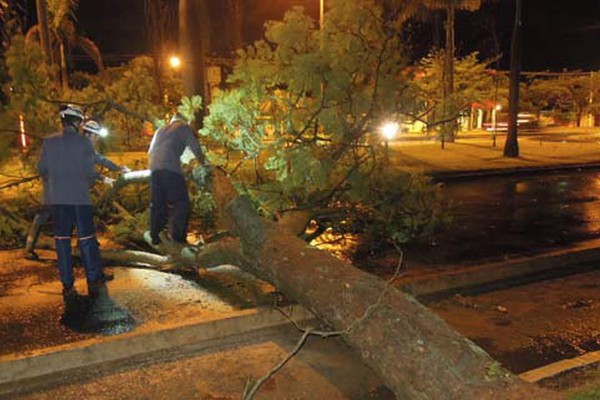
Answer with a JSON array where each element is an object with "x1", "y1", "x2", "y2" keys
[
  {"x1": 35, "y1": 0, "x2": 53, "y2": 66},
  {"x1": 228, "y1": 0, "x2": 243, "y2": 51},
  {"x1": 504, "y1": 0, "x2": 522, "y2": 158}
]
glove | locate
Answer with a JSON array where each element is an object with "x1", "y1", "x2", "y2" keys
[
  {"x1": 102, "y1": 176, "x2": 115, "y2": 187},
  {"x1": 192, "y1": 165, "x2": 212, "y2": 190}
]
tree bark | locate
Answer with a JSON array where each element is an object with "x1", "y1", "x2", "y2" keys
[
  {"x1": 110, "y1": 170, "x2": 559, "y2": 399},
  {"x1": 35, "y1": 0, "x2": 52, "y2": 66},
  {"x1": 440, "y1": 4, "x2": 456, "y2": 147},
  {"x1": 228, "y1": 0, "x2": 244, "y2": 52},
  {"x1": 504, "y1": 0, "x2": 522, "y2": 158}
]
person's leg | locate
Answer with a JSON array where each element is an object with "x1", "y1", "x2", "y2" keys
[
  {"x1": 25, "y1": 206, "x2": 52, "y2": 258},
  {"x1": 50, "y1": 205, "x2": 75, "y2": 292},
  {"x1": 165, "y1": 171, "x2": 190, "y2": 243},
  {"x1": 149, "y1": 171, "x2": 168, "y2": 244},
  {"x1": 74, "y1": 205, "x2": 103, "y2": 290}
]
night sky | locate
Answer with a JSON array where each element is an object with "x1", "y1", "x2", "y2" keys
[{"x1": 25, "y1": 0, "x2": 600, "y2": 72}]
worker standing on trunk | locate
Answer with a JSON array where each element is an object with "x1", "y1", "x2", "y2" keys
[
  {"x1": 145, "y1": 112, "x2": 208, "y2": 246},
  {"x1": 38, "y1": 105, "x2": 106, "y2": 301}
]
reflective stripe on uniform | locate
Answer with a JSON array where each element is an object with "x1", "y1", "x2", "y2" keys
[{"x1": 78, "y1": 234, "x2": 96, "y2": 241}]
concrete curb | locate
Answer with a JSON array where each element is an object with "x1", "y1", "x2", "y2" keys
[
  {"x1": 519, "y1": 350, "x2": 600, "y2": 383},
  {"x1": 431, "y1": 161, "x2": 600, "y2": 181},
  {"x1": 401, "y1": 241, "x2": 600, "y2": 301},
  {"x1": 0, "y1": 306, "x2": 315, "y2": 395}
]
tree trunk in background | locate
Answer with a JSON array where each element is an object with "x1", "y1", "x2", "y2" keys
[
  {"x1": 35, "y1": 0, "x2": 52, "y2": 66},
  {"x1": 228, "y1": 0, "x2": 243, "y2": 52},
  {"x1": 59, "y1": 42, "x2": 69, "y2": 90},
  {"x1": 144, "y1": 0, "x2": 177, "y2": 104},
  {"x1": 504, "y1": 0, "x2": 522, "y2": 157},
  {"x1": 440, "y1": 4, "x2": 456, "y2": 147},
  {"x1": 179, "y1": 0, "x2": 210, "y2": 127}
]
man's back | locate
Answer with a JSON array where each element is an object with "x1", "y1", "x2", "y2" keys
[
  {"x1": 148, "y1": 121, "x2": 203, "y2": 174},
  {"x1": 38, "y1": 127, "x2": 96, "y2": 205}
]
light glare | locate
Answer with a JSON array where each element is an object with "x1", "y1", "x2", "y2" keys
[
  {"x1": 381, "y1": 122, "x2": 399, "y2": 140},
  {"x1": 169, "y1": 55, "x2": 181, "y2": 69}
]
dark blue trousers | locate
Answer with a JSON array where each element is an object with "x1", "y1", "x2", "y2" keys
[
  {"x1": 150, "y1": 170, "x2": 190, "y2": 243},
  {"x1": 51, "y1": 205, "x2": 103, "y2": 290}
]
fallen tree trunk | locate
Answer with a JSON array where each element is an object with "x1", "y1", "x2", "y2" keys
[{"x1": 114, "y1": 170, "x2": 560, "y2": 399}]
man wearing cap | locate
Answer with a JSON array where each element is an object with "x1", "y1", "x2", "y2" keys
[
  {"x1": 38, "y1": 105, "x2": 106, "y2": 300},
  {"x1": 146, "y1": 113, "x2": 208, "y2": 246}
]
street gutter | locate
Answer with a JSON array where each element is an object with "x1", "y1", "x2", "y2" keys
[{"x1": 430, "y1": 162, "x2": 600, "y2": 181}]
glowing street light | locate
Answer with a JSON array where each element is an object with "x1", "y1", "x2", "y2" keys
[
  {"x1": 168, "y1": 55, "x2": 182, "y2": 69},
  {"x1": 381, "y1": 121, "x2": 400, "y2": 141}
]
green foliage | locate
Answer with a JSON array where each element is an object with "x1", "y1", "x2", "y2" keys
[
  {"x1": 568, "y1": 382, "x2": 600, "y2": 400},
  {"x1": 0, "y1": 204, "x2": 27, "y2": 248},
  {"x1": 4, "y1": 29, "x2": 183, "y2": 153},
  {"x1": 357, "y1": 171, "x2": 450, "y2": 244},
  {"x1": 202, "y1": 0, "x2": 447, "y2": 244},
  {"x1": 109, "y1": 210, "x2": 148, "y2": 243},
  {"x1": 526, "y1": 73, "x2": 600, "y2": 125},
  {"x1": 415, "y1": 51, "x2": 506, "y2": 125},
  {"x1": 4, "y1": 35, "x2": 59, "y2": 137},
  {"x1": 47, "y1": 0, "x2": 78, "y2": 30},
  {"x1": 177, "y1": 95, "x2": 203, "y2": 123}
]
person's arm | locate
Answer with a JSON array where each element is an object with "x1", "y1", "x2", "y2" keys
[
  {"x1": 37, "y1": 140, "x2": 48, "y2": 179},
  {"x1": 83, "y1": 138, "x2": 97, "y2": 187},
  {"x1": 94, "y1": 152, "x2": 122, "y2": 172},
  {"x1": 148, "y1": 128, "x2": 160, "y2": 154},
  {"x1": 182, "y1": 125, "x2": 207, "y2": 166}
]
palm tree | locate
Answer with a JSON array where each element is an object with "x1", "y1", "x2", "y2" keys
[{"x1": 25, "y1": 0, "x2": 103, "y2": 90}]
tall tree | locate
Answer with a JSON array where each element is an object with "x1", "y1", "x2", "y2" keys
[
  {"x1": 503, "y1": 0, "x2": 521, "y2": 157},
  {"x1": 422, "y1": 0, "x2": 482, "y2": 146},
  {"x1": 35, "y1": 0, "x2": 52, "y2": 65},
  {"x1": 143, "y1": 0, "x2": 177, "y2": 103},
  {"x1": 25, "y1": 0, "x2": 103, "y2": 89},
  {"x1": 227, "y1": 0, "x2": 243, "y2": 52}
]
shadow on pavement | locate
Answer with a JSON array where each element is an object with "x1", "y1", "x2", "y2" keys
[{"x1": 61, "y1": 285, "x2": 136, "y2": 336}]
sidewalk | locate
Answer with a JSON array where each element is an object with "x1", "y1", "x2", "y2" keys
[
  {"x1": 389, "y1": 127, "x2": 600, "y2": 176},
  {"x1": 0, "y1": 249, "x2": 394, "y2": 399}
]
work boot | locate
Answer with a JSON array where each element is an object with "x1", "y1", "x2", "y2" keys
[
  {"x1": 101, "y1": 268, "x2": 114, "y2": 282},
  {"x1": 24, "y1": 250, "x2": 40, "y2": 261},
  {"x1": 87, "y1": 280, "x2": 108, "y2": 299},
  {"x1": 62, "y1": 286, "x2": 79, "y2": 299},
  {"x1": 60, "y1": 287, "x2": 87, "y2": 329},
  {"x1": 143, "y1": 231, "x2": 163, "y2": 250}
]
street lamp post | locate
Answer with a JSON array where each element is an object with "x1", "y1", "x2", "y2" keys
[
  {"x1": 319, "y1": 0, "x2": 324, "y2": 30},
  {"x1": 492, "y1": 104, "x2": 502, "y2": 148}
]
